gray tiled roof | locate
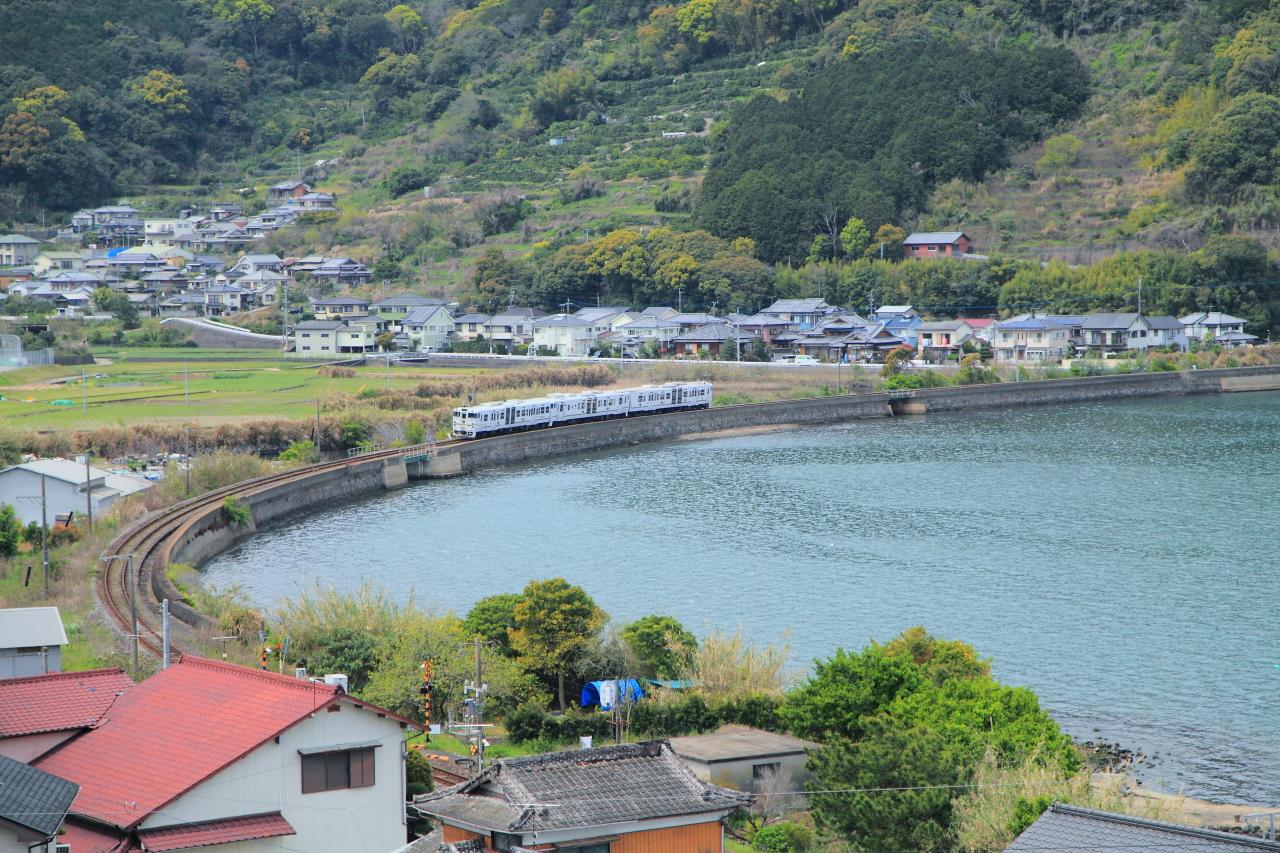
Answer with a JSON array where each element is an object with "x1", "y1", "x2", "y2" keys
[
  {"x1": 1081, "y1": 312, "x2": 1141, "y2": 329},
  {"x1": 0, "y1": 753, "x2": 78, "y2": 837},
  {"x1": 1146, "y1": 315, "x2": 1182, "y2": 330},
  {"x1": 1008, "y1": 804, "x2": 1280, "y2": 852},
  {"x1": 415, "y1": 741, "x2": 752, "y2": 833}
]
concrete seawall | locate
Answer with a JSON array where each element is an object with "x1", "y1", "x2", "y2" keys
[{"x1": 154, "y1": 365, "x2": 1280, "y2": 629}]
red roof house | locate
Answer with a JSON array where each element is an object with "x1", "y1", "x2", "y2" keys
[
  {"x1": 0, "y1": 668, "x2": 133, "y2": 762},
  {"x1": 35, "y1": 656, "x2": 419, "y2": 853}
]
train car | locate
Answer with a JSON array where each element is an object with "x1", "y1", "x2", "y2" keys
[{"x1": 451, "y1": 381, "x2": 712, "y2": 439}]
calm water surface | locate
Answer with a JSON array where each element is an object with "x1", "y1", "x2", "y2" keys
[{"x1": 207, "y1": 392, "x2": 1280, "y2": 803}]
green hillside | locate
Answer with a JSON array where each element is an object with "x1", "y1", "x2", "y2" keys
[{"x1": 3, "y1": 0, "x2": 1279, "y2": 325}]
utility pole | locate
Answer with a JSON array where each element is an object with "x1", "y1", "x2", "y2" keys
[
  {"x1": 128, "y1": 554, "x2": 138, "y2": 672},
  {"x1": 161, "y1": 598, "x2": 170, "y2": 669},
  {"x1": 314, "y1": 399, "x2": 322, "y2": 453},
  {"x1": 1137, "y1": 276, "x2": 1143, "y2": 315},
  {"x1": 452, "y1": 638, "x2": 493, "y2": 775},
  {"x1": 184, "y1": 361, "x2": 189, "y2": 406},
  {"x1": 81, "y1": 369, "x2": 87, "y2": 414},
  {"x1": 38, "y1": 475, "x2": 49, "y2": 594},
  {"x1": 83, "y1": 451, "x2": 92, "y2": 532},
  {"x1": 677, "y1": 289, "x2": 683, "y2": 312},
  {"x1": 184, "y1": 429, "x2": 192, "y2": 496}
]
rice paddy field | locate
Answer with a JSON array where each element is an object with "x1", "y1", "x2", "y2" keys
[{"x1": 0, "y1": 349, "x2": 874, "y2": 438}]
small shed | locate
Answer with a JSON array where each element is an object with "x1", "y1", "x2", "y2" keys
[
  {"x1": 0, "y1": 606, "x2": 68, "y2": 678},
  {"x1": 668, "y1": 725, "x2": 818, "y2": 792}
]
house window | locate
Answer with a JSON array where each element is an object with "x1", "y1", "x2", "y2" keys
[
  {"x1": 492, "y1": 831, "x2": 522, "y2": 851},
  {"x1": 753, "y1": 762, "x2": 782, "y2": 780},
  {"x1": 301, "y1": 747, "x2": 375, "y2": 793}
]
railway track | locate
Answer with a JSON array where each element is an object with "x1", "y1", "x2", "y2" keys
[{"x1": 98, "y1": 443, "x2": 463, "y2": 661}]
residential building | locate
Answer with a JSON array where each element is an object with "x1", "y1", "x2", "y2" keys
[
  {"x1": 208, "y1": 201, "x2": 244, "y2": 221},
  {"x1": 401, "y1": 305, "x2": 455, "y2": 351},
  {"x1": 36, "y1": 655, "x2": 419, "y2": 853},
  {"x1": 761, "y1": 298, "x2": 835, "y2": 329},
  {"x1": 1146, "y1": 315, "x2": 1186, "y2": 349},
  {"x1": 668, "y1": 726, "x2": 818, "y2": 792},
  {"x1": 372, "y1": 293, "x2": 447, "y2": 314},
  {"x1": 669, "y1": 311, "x2": 721, "y2": 331},
  {"x1": 90, "y1": 206, "x2": 141, "y2": 227},
  {"x1": 0, "y1": 668, "x2": 133, "y2": 762},
  {"x1": 237, "y1": 268, "x2": 288, "y2": 305},
  {"x1": 671, "y1": 323, "x2": 756, "y2": 357},
  {"x1": 993, "y1": 316, "x2": 1070, "y2": 362},
  {"x1": 1180, "y1": 311, "x2": 1258, "y2": 347},
  {"x1": 733, "y1": 313, "x2": 795, "y2": 346},
  {"x1": 312, "y1": 256, "x2": 373, "y2": 288},
  {"x1": 414, "y1": 741, "x2": 752, "y2": 852},
  {"x1": 0, "y1": 607, "x2": 67, "y2": 679},
  {"x1": 312, "y1": 295, "x2": 371, "y2": 320},
  {"x1": 1008, "y1": 803, "x2": 1280, "y2": 852},
  {"x1": 841, "y1": 325, "x2": 907, "y2": 362},
  {"x1": 231, "y1": 253, "x2": 285, "y2": 275},
  {"x1": 1079, "y1": 313, "x2": 1155, "y2": 354},
  {"x1": 0, "y1": 235, "x2": 41, "y2": 267},
  {"x1": 574, "y1": 306, "x2": 636, "y2": 337},
  {"x1": 0, "y1": 754, "x2": 79, "y2": 853},
  {"x1": 640, "y1": 306, "x2": 679, "y2": 320},
  {"x1": 453, "y1": 313, "x2": 492, "y2": 342},
  {"x1": 903, "y1": 231, "x2": 971, "y2": 258},
  {"x1": 873, "y1": 305, "x2": 919, "y2": 322},
  {"x1": 268, "y1": 179, "x2": 312, "y2": 204},
  {"x1": 0, "y1": 458, "x2": 154, "y2": 526},
  {"x1": 293, "y1": 191, "x2": 339, "y2": 212},
  {"x1": 618, "y1": 314, "x2": 682, "y2": 348},
  {"x1": 31, "y1": 251, "x2": 83, "y2": 275},
  {"x1": 962, "y1": 316, "x2": 995, "y2": 342},
  {"x1": 916, "y1": 320, "x2": 977, "y2": 361},
  {"x1": 533, "y1": 313, "x2": 595, "y2": 355},
  {"x1": 484, "y1": 308, "x2": 536, "y2": 348},
  {"x1": 293, "y1": 319, "x2": 377, "y2": 355}
]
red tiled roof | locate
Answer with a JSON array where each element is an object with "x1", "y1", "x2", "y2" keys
[
  {"x1": 0, "y1": 668, "x2": 133, "y2": 737},
  {"x1": 138, "y1": 811, "x2": 295, "y2": 851},
  {"x1": 34, "y1": 656, "x2": 345, "y2": 829}
]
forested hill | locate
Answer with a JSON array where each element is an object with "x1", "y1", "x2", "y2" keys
[{"x1": 2, "y1": 0, "x2": 1279, "y2": 271}]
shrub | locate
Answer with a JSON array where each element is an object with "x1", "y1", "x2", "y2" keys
[
  {"x1": 752, "y1": 821, "x2": 815, "y2": 852},
  {"x1": 278, "y1": 439, "x2": 318, "y2": 463},
  {"x1": 222, "y1": 496, "x2": 251, "y2": 526}
]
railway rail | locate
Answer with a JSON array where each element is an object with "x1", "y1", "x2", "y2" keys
[{"x1": 97, "y1": 442, "x2": 463, "y2": 661}]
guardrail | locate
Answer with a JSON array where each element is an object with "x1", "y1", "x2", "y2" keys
[{"x1": 346, "y1": 440, "x2": 437, "y2": 459}]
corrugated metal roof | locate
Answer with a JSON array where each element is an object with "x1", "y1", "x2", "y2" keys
[
  {"x1": 903, "y1": 231, "x2": 966, "y2": 244},
  {"x1": 0, "y1": 605, "x2": 69, "y2": 648}
]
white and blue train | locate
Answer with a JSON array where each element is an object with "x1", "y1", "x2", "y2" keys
[{"x1": 452, "y1": 381, "x2": 712, "y2": 438}]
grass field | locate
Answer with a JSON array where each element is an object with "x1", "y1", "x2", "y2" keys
[{"x1": 0, "y1": 350, "x2": 502, "y2": 430}]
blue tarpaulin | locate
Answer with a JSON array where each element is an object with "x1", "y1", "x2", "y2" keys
[{"x1": 581, "y1": 678, "x2": 644, "y2": 711}]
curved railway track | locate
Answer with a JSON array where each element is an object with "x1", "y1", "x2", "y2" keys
[{"x1": 98, "y1": 443, "x2": 462, "y2": 661}]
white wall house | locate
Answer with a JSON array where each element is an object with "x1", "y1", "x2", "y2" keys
[
  {"x1": 36, "y1": 655, "x2": 418, "y2": 853},
  {"x1": 992, "y1": 317, "x2": 1070, "y2": 362},
  {"x1": 533, "y1": 314, "x2": 596, "y2": 355},
  {"x1": 1079, "y1": 313, "x2": 1155, "y2": 354},
  {"x1": 402, "y1": 305, "x2": 454, "y2": 351}
]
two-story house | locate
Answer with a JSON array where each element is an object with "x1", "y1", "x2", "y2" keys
[
  {"x1": 916, "y1": 319, "x2": 978, "y2": 361},
  {"x1": 401, "y1": 304, "x2": 455, "y2": 351},
  {"x1": 0, "y1": 234, "x2": 42, "y2": 266},
  {"x1": 993, "y1": 316, "x2": 1070, "y2": 362},
  {"x1": 312, "y1": 295, "x2": 372, "y2": 320},
  {"x1": 485, "y1": 308, "x2": 536, "y2": 348},
  {"x1": 231, "y1": 253, "x2": 285, "y2": 275},
  {"x1": 1079, "y1": 313, "x2": 1155, "y2": 355},
  {"x1": 36, "y1": 655, "x2": 419, "y2": 853},
  {"x1": 293, "y1": 319, "x2": 378, "y2": 355},
  {"x1": 1180, "y1": 311, "x2": 1258, "y2": 347},
  {"x1": 533, "y1": 313, "x2": 595, "y2": 355},
  {"x1": 760, "y1": 298, "x2": 835, "y2": 329},
  {"x1": 454, "y1": 313, "x2": 492, "y2": 342}
]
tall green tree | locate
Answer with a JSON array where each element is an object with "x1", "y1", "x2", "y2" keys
[
  {"x1": 463, "y1": 593, "x2": 523, "y2": 656},
  {"x1": 0, "y1": 504, "x2": 21, "y2": 558},
  {"x1": 621, "y1": 615, "x2": 696, "y2": 679},
  {"x1": 510, "y1": 578, "x2": 606, "y2": 710}
]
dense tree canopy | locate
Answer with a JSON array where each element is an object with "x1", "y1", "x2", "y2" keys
[{"x1": 697, "y1": 35, "x2": 1090, "y2": 263}]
